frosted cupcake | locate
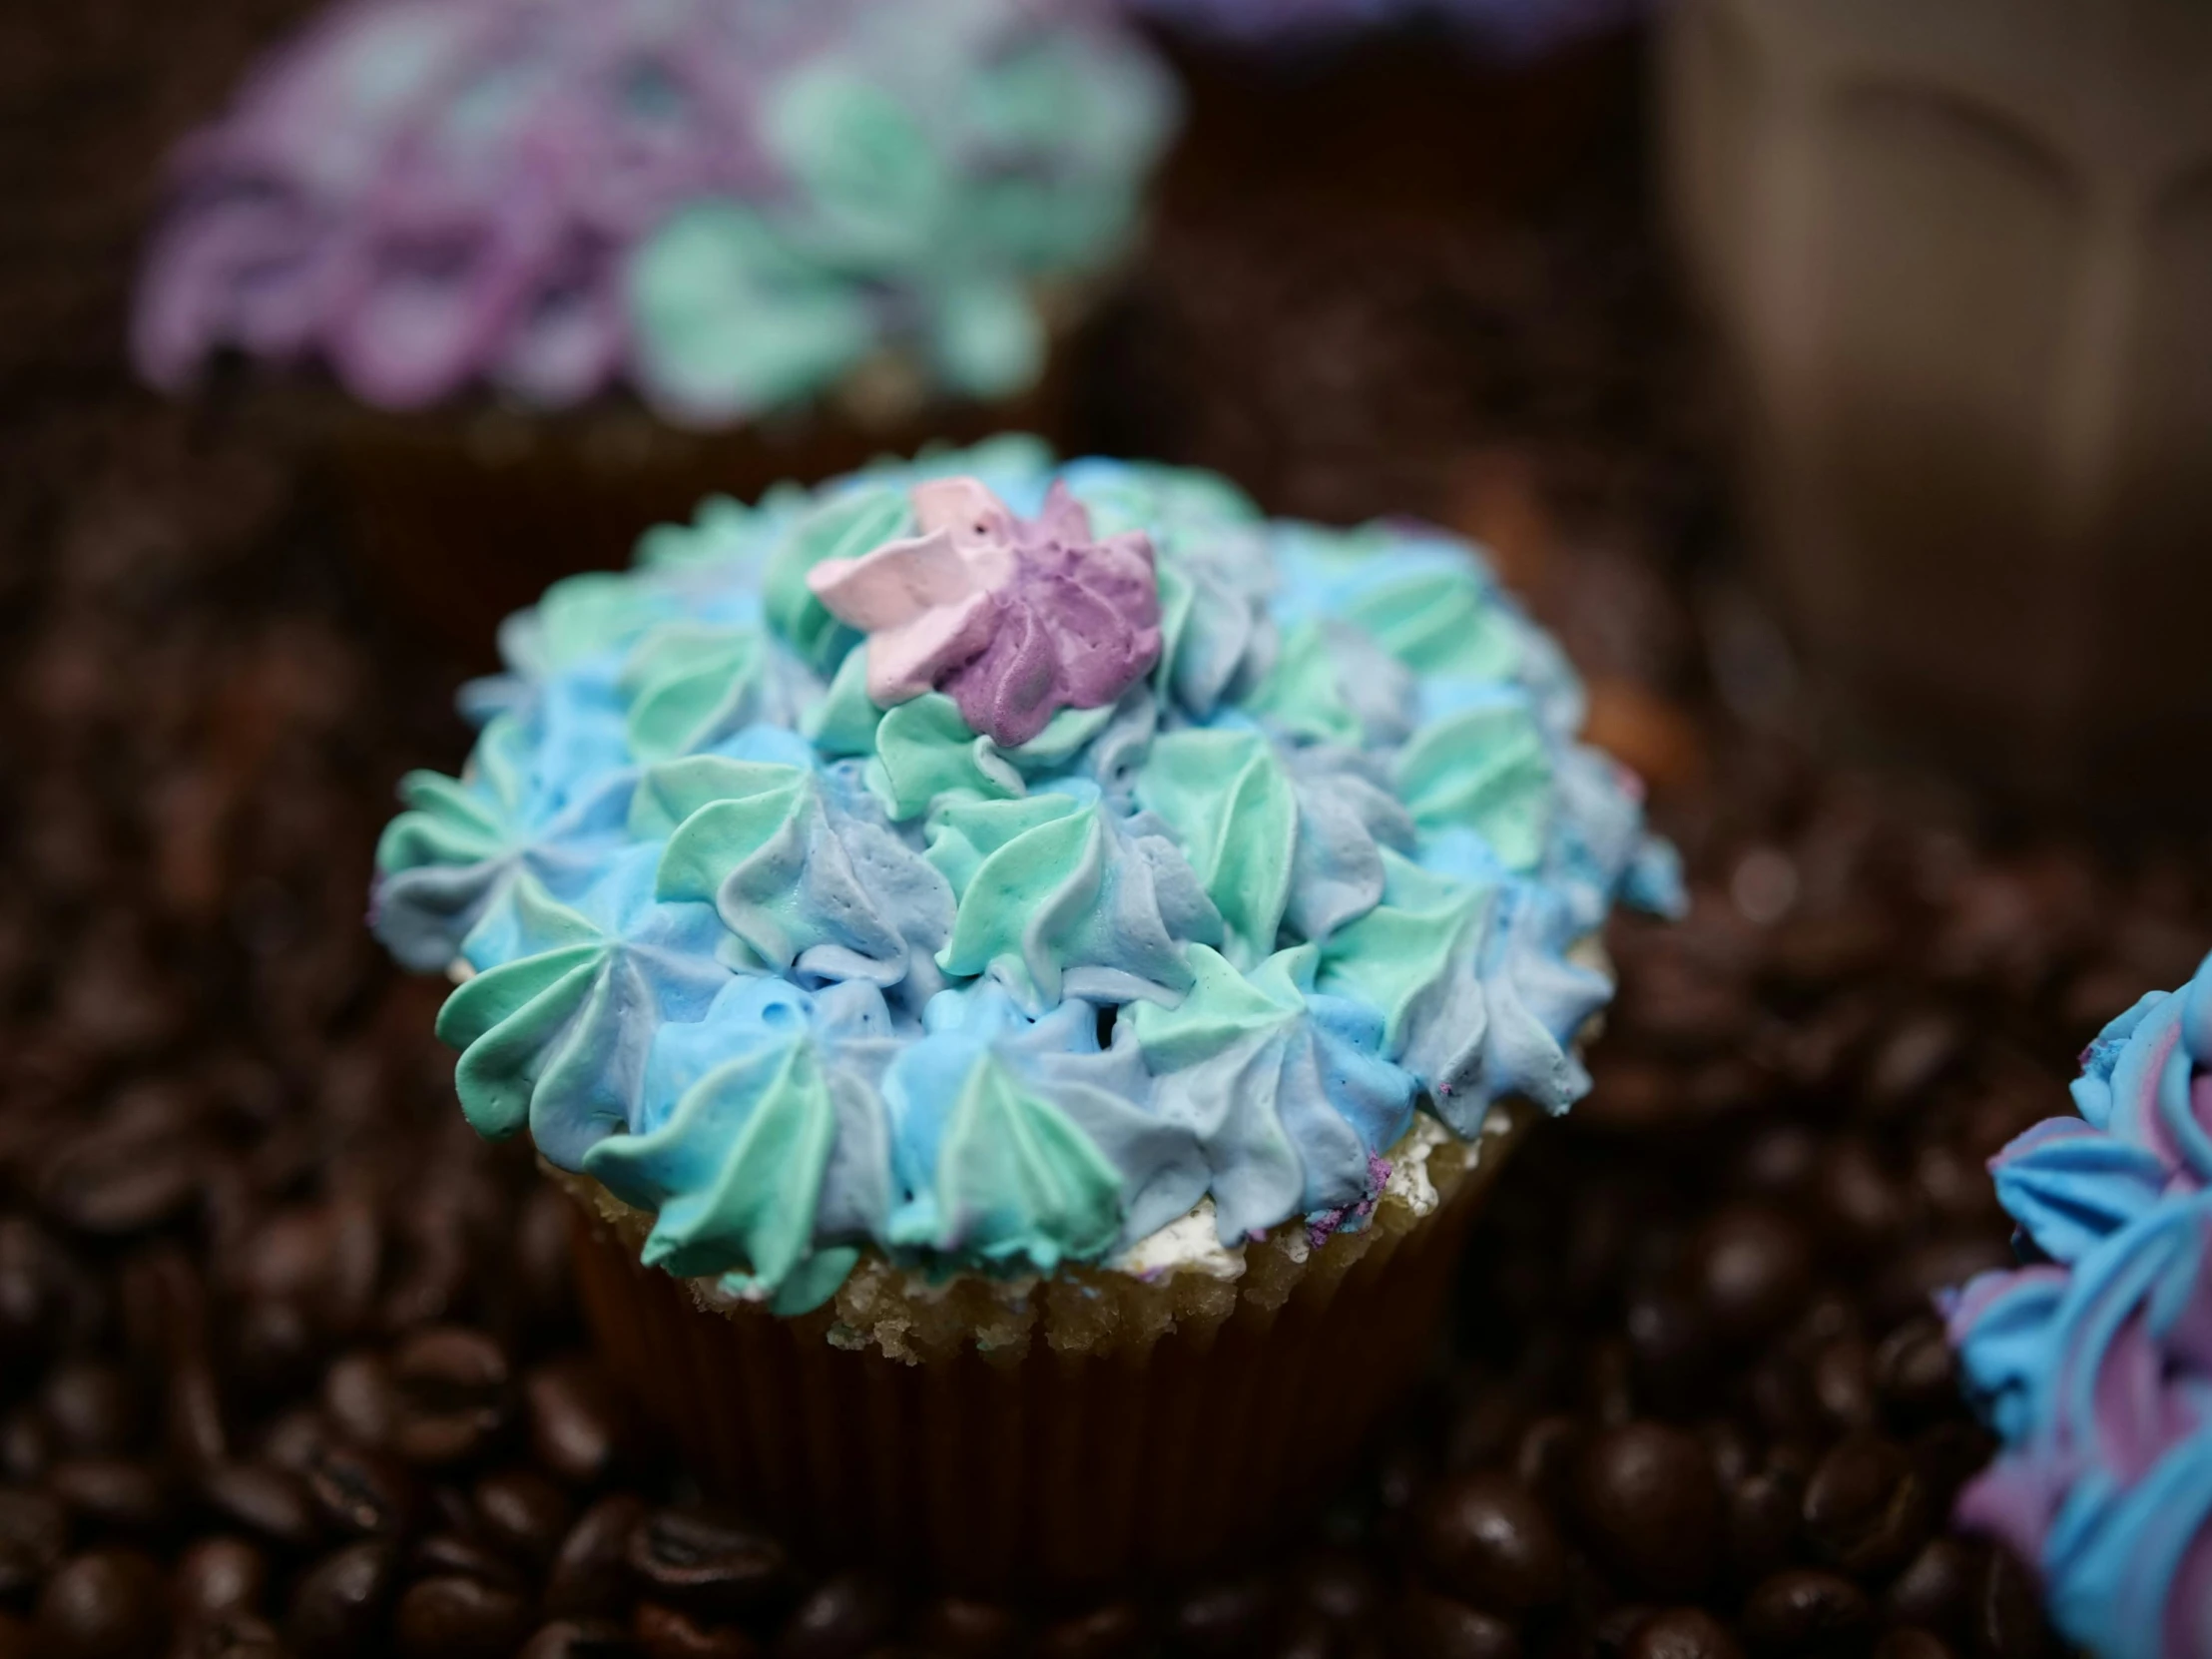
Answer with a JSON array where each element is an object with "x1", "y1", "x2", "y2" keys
[
  {"x1": 134, "y1": 0, "x2": 1176, "y2": 655},
  {"x1": 1945, "y1": 952, "x2": 2212, "y2": 1659},
  {"x1": 370, "y1": 436, "x2": 1680, "y2": 1591}
]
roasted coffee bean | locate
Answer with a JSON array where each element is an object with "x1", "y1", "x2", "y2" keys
[
  {"x1": 632, "y1": 1602, "x2": 757, "y2": 1659},
  {"x1": 172, "y1": 1610, "x2": 287, "y2": 1658},
  {"x1": 394, "y1": 1574, "x2": 530, "y2": 1659},
  {"x1": 1726, "y1": 1469, "x2": 1802, "y2": 1584},
  {"x1": 1623, "y1": 1608, "x2": 1744, "y2": 1659},
  {"x1": 0, "y1": 1221, "x2": 68, "y2": 1378},
  {"x1": 1884, "y1": 1537, "x2": 1979, "y2": 1643},
  {"x1": 1578, "y1": 1424, "x2": 1721, "y2": 1598},
  {"x1": 521, "y1": 1618, "x2": 639, "y2": 1659},
  {"x1": 1296, "y1": 1550, "x2": 1380, "y2": 1629},
  {"x1": 1910, "y1": 1423, "x2": 1997, "y2": 1517},
  {"x1": 911, "y1": 1597, "x2": 1019, "y2": 1658},
  {"x1": 284, "y1": 1542, "x2": 396, "y2": 1658},
  {"x1": 1418, "y1": 1472, "x2": 1565, "y2": 1611},
  {"x1": 546, "y1": 1495, "x2": 646, "y2": 1620},
  {"x1": 774, "y1": 1571, "x2": 897, "y2": 1659},
  {"x1": 410, "y1": 1532, "x2": 525, "y2": 1592},
  {"x1": 1625, "y1": 1294, "x2": 1713, "y2": 1410},
  {"x1": 1739, "y1": 1570, "x2": 1871, "y2": 1656},
  {"x1": 198, "y1": 1464, "x2": 318, "y2": 1551},
  {"x1": 1874, "y1": 1321, "x2": 1961, "y2": 1429},
  {"x1": 626, "y1": 1509, "x2": 790, "y2": 1618},
  {"x1": 1, "y1": 1411, "x2": 51, "y2": 1486},
  {"x1": 1807, "y1": 1339, "x2": 1876, "y2": 1433},
  {"x1": 40, "y1": 1363, "x2": 139, "y2": 1457},
  {"x1": 1032, "y1": 1601, "x2": 1145, "y2": 1659},
  {"x1": 46, "y1": 1460, "x2": 172, "y2": 1535},
  {"x1": 320, "y1": 1355, "x2": 396, "y2": 1451},
  {"x1": 0, "y1": 1489, "x2": 67, "y2": 1595},
  {"x1": 34, "y1": 1549, "x2": 166, "y2": 1659},
  {"x1": 1973, "y1": 1548, "x2": 2044, "y2": 1659},
  {"x1": 1594, "y1": 1603, "x2": 1660, "y2": 1656},
  {"x1": 527, "y1": 1360, "x2": 628, "y2": 1486},
  {"x1": 1873, "y1": 1633, "x2": 1953, "y2": 1659},
  {"x1": 303, "y1": 1440, "x2": 418, "y2": 1538},
  {"x1": 1392, "y1": 1592, "x2": 1520, "y2": 1659},
  {"x1": 1814, "y1": 1141, "x2": 1906, "y2": 1257},
  {"x1": 40, "y1": 1140, "x2": 203, "y2": 1238},
  {"x1": 473, "y1": 1466, "x2": 572, "y2": 1567},
  {"x1": 1509, "y1": 1414, "x2": 1584, "y2": 1515},
  {"x1": 388, "y1": 1329, "x2": 510, "y2": 1467},
  {"x1": 1685, "y1": 1209, "x2": 1812, "y2": 1346},
  {"x1": 1802, "y1": 1433, "x2": 1930, "y2": 1578},
  {"x1": 171, "y1": 1537, "x2": 267, "y2": 1621}
]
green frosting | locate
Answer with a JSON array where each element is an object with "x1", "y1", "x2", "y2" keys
[
  {"x1": 1317, "y1": 853, "x2": 1491, "y2": 1059},
  {"x1": 1239, "y1": 621, "x2": 1366, "y2": 747},
  {"x1": 763, "y1": 484, "x2": 910, "y2": 676},
  {"x1": 1343, "y1": 560, "x2": 1524, "y2": 683},
  {"x1": 870, "y1": 695, "x2": 1026, "y2": 821},
  {"x1": 584, "y1": 1035, "x2": 837, "y2": 1296},
  {"x1": 619, "y1": 625, "x2": 765, "y2": 766},
  {"x1": 1134, "y1": 729, "x2": 1295, "y2": 966},
  {"x1": 888, "y1": 1054, "x2": 1122, "y2": 1273},
  {"x1": 1395, "y1": 702, "x2": 1553, "y2": 872},
  {"x1": 1132, "y1": 940, "x2": 1310, "y2": 1066}
]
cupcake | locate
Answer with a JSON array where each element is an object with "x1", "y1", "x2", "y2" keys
[
  {"x1": 369, "y1": 435, "x2": 1681, "y2": 1592},
  {"x1": 1945, "y1": 952, "x2": 2212, "y2": 1658},
  {"x1": 134, "y1": 0, "x2": 1177, "y2": 658}
]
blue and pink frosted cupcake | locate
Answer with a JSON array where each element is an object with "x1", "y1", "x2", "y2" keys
[
  {"x1": 135, "y1": 0, "x2": 1176, "y2": 653},
  {"x1": 369, "y1": 438, "x2": 1680, "y2": 1590},
  {"x1": 1946, "y1": 952, "x2": 2212, "y2": 1658}
]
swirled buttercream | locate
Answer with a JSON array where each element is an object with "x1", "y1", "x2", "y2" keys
[
  {"x1": 1944, "y1": 952, "x2": 2212, "y2": 1659},
  {"x1": 134, "y1": 0, "x2": 1176, "y2": 420},
  {"x1": 373, "y1": 440, "x2": 1680, "y2": 1309}
]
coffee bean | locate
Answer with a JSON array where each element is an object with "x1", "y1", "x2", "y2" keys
[
  {"x1": 1739, "y1": 1570, "x2": 1871, "y2": 1656},
  {"x1": 774, "y1": 1571, "x2": 896, "y2": 1659},
  {"x1": 912, "y1": 1597, "x2": 1019, "y2": 1658},
  {"x1": 1884, "y1": 1538, "x2": 1979, "y2": 1643},
  {"x1": 410, "y1": 1532, "x2": 525, "y2": 1593},
  {"x1": 285, "y1": 1542, "x2": 395, "y2": 1658},
  {"x1": 527, "y1": 1361, "x2": 628, "y2": 1486},
  {"x1": 1296, "y1": 1550, "x2": 1379, "y2": 1629},
  {"x1": 1873, "y1": 1322, "x2": 1960, "y2": 1430},
  {"x1": 1874, "y1": 1633, "x2": 1953, "y2": 1659},
  {"x1": 321, "y1": 1355, "x2": 396, "y2": 1451},
  {"x1": 1625, "y1": 1294, "x2": 1713, "y2": 1410},
  {"x1": 1973, "y1": 1547, "x2": 2044, "y2": 1659},
  {"x1": 40, "y1": 1141, "x2": 203, "y2": 1238},
  {"x1": 34, "y1": 1549, "x2": 166, "y2": 1659},
  {"x1": 0, "y1": 1489, "x2": 67, "y2": 1594},
  {"x1": 1031, "y1": 1601, "x2": 1145, "y2": 1659},
  {"x1": 40, "y1": 1364, "x2": 139, "y2": 1457},
  {"x1": 546, "y1": 1495, "x2": 645, "y2": 1620},
  {"x1": 1814, "y1": 1141, "x2": 1906, "y2": 1257},
  {"x1": 1725, "y1": 1469, "x2": 1802, "y2": 1584},
  {"x1": 172, "y1": 1611, "x2": 287, "y2": 1658},
  {"x1": 1509, "y1": 1414, "x2": 1584, "y2": 1515},
  {"x1": 1623, "y1": 1608, "x2": 1744, "y2": 1659},
  {"x1": 521, "y1": 1618, "x2": 639, "y2": 1659},
  {"x1": 394, "y1": 1574, "x2": 530, "y2": 1659},
  {"x1": 632, "y1": 1602, "x2": 757, "y2": 1659},
  {"x1": 303, "y1": 1440, "x2": 418, "y2": 1539},
  {"x1": 46, "y1": 1460, "x2": 172, "y2": 1536},
  {"x1": 2, "y1": 1411, "x2": 51, "y2": 1486},
  {"x1": 199, "y1": 1464, "x2": 318, "y2": 1552},
  {"x1": 1418, "y1": 1472, "x2": 1565, "y2": 1611},
  {"x1": 1686, "y1": 1209, "x2": 1812, "y2": 1346},
  {"x1": 1807, "y1": 1339, "x2": 1876, "y2": 1433},
  {"x1": 1392, "y1": 1592, "x2": 1520, "y2": 1659},
  {"x1": 1910, "y1": 1423, "x2": 1996, "y2": 1516},
  {"x1": 171, "y1": 1537, "x2": 267, "y2": 1621},
  {"x1": 473, "y1": 1466, "x2": 571, "y2": 1567},
  {"x1": 626, "y1": 1509, "x2": 790, "y2": 1618},
  {"x1": 1577, "y1": 1424, "x2": 1721, "y2": 1598},
  {"x1": 1595, "y1": 1604, "x2": 1659, "y2": 1656},
  {"x1": 389, "y1": 1329, "x2": 510, "y2": 1467},
  {"x1": 1803, "y1": 1433, "x2": 1929, "y2": 1578}
]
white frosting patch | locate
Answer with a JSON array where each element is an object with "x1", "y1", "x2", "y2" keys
[
  {"x1": 1112, "y1": 1198, "x2": 1247, "y2": 1282},
  {"x1": 446, "y1": 957, "x2": 476, "y2": 984},
  {"x1": 1382, "y1": 1114, "x2": 1456, "y2": 1219}
]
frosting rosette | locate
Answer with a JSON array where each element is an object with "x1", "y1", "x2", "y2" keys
[
  {"x1": 372, "y1": 436, "x2": 1681, "y2": 1313},
  {"x1": 134, "y1": 0, "x2": 1176, "y2": 421},
  {"x1": 1944, "y1": 952, "x2": 2212, "y2": 1659}
]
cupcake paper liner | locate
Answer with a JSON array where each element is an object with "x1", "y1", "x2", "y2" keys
[{"x1": 561, "y1": 1106, "x2": 1527, "y2": 1596}]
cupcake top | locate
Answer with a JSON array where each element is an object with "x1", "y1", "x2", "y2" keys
[
  {"x1": 1126, "y1": 0, "x2": 1639, "y2": 59},
  {"x1": 371, "y1": 438, "x2": 1680, "y2": 1314},
  {"x1": 135, "y1": 0, "x2": 1174, "y2": 424},
  {"x1": 1945, "y1": 952, "x2": 2212, "y2": 1659}
]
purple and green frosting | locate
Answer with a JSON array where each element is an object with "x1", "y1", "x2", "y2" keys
[
  {"x1": 369, "y1": 437, "x2": 1681, "y2": 1313},
  {"x1": 135, "y1": 0, "x2": 1175, "y2": 422},
  {"x1": 1945, "y1": 952, "x2": 2212, "y2": 1659}
]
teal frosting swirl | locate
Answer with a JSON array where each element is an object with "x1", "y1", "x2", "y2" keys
[{"x1": 372, "y1": 441, "x2": 1681, "y2": 1310}]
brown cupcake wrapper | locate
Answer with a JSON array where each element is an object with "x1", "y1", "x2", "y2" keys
[{"x1": 562, "y1": 1112, "x2": 1525, "y2": 1596}]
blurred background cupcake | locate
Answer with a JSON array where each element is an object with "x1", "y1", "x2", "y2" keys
[{"x1": 134, "y1": 0, "x2": 1178, "y2": 660}]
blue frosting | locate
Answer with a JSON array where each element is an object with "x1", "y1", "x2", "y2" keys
[
  {"x1": 1945, "y1": 952, "x2": 2212, "y2": 1659},
  {"x1": 374, "y1": 437, "x2": 1681, "y2": 1310}
]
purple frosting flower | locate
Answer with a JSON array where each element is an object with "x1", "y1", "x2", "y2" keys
[
  {"x1": 1943, "y1": 954, "x2": 2212, "y2": 1659},
  {"x1": 808, "y1": 475, "x2": 1162, "y2": 748},
  {"x1": 1125, "y1": 0, "x2": 1643, "y2": 61}
]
